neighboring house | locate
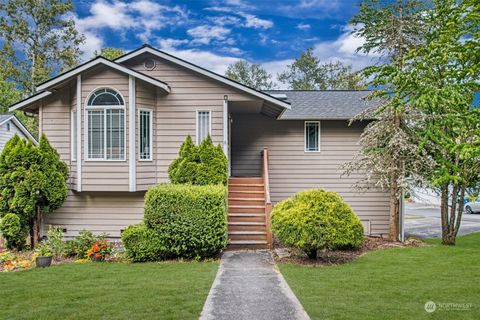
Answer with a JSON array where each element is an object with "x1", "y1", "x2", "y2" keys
[
  {"x1": 0, "y1": 115, "x2": 38, "y2": 151},
  {"x1": 9, "y1": 44, "x2": 389, "y2": 248}
]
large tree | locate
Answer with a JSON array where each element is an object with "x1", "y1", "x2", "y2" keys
[
  {"x1": 0, "y1": 0, "x2": 84, "y2": 94},
  {"x1": 344, "y1": 0, "x2": 427, "y2": 241},
  {"x1": 397, "y1": 0, "x2": 480, "y2": 245},
  {"x1": 278, "y1": 48, "x2": 364, "y2": 90},
  {"x1": 93, "y1": 47, "x2": 126, "y2": 60},
  {"x1": 225, "y1": 60, "x2": 274, "y2": 90}
]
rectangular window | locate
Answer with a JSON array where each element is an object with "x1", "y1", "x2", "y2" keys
[
  {"x1": 196, "y1": 110, "x2": 211, "y2": 144},
  {"x1": 87, "y1": 109, "x2": 125, "y2": 160},
  {"x1": 305, "y1": 121, "x2": 320, "y2": 152},
  {"x1": 71, "y1": 111, "x2": 77, "y2": 161},
  {"x1": 139, "y1": 109, "x2": 152, "y2": 160}
]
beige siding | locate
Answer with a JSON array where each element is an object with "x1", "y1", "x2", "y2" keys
[
  {"x1": 124, "y1": 53, "x2": 257, "y2": 184},
  {"x1": 81, "y1": 67, "x2": 130, "y2": 192},
  {"x1": 43, "y1": 191, "x2": 145, "y2": 238},
  {"x1": 136, "y1": 80, "x2": 156, "y2": 190},
  {"x1": 231, "y1": 113, "x2": 390, "y2": 236}
]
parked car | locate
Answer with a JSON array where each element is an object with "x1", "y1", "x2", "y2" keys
[{"x1": 464, "y1": 200, "x2": 480, "y2": 214}]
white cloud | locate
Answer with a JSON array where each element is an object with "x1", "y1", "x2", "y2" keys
[
  {"x1": 75, "y1": 0, "x2": 188, "y2": 48},
  {"x1": 241, "y1": 13, "x2": 273, "y2": 29},
  {"x1": 80, "y1": 31, "x2": 104, "y2": 60},
  {"x1": 312, "y1": 24, "x2": 381, "y2": 71},
  {"x1": 160, "y1": 48, "x2": 240, "y2": 74},
  {"x1": 157, "y1": 38, "x2": 190, "y2": 50},
  {"x1": 187, "y1": 25, "x2": 231, "y2": 45},
  {"x1": 296, "y1": 23, "x2": 311, "y2": 30}
]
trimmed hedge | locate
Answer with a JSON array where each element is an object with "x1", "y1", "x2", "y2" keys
[
  {"x1": 271, "y1": 189, "x2": 364, "y2": 259},
  {"x1": 144, "y1": 184, "x2": 228, "y2": 259},
  {"x1": 0, "y1": 213, "x2": 26, "y2": 250},
  {"x1": 121, "y1": 224, "x2": 166, "y2": 262},
  {"x1": 168, "y1": 135, "x2": 228, "y2": 185}
]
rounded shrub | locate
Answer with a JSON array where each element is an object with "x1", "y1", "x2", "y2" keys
[
  {"x1": 0, "y1": 213, "x2": 27, "y2": 249},
  {"x1": 271, "y1": 189, "x2": 364, "y2": 259},
  {"x1": 144, "y1": 184, "x2": 228, "y2": 259},
  {"x1": 122, "y1": 224, "x2": 166, "y2": 262}
]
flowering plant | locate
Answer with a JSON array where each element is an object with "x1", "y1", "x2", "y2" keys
[{"x1": 87, "y1": 240, "x2": 112, "y2": 261}]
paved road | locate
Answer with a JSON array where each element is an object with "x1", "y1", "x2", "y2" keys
[
  {"x1": 200, "y1": 251, "x2": 310, "y2": 320},
  {"x1": 405, "y1": 202, "x2": 480, "y2": 238}
]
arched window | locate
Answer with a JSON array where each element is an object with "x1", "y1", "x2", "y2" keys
[{"x1": 86, "y1": 88, "x2": 125, "y2": 160}]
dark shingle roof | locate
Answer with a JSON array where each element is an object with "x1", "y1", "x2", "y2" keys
[{"x1": 263, "y1": 90, "x2": 379, "y2": 120}]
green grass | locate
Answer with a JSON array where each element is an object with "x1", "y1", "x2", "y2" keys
[
  {"x1": 279, "y1": 233, "x2": 480, "y2": 320},
  {"x1": 0, "y1": 261, "x2": 218, "y2": 320}
]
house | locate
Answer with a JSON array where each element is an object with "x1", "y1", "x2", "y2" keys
[
  {"x1": 9, "y1": 44, "x2": 389, "y2": 249},
  {"x1": 0, "y1": 115, "x2": 38, "y2": 150}
]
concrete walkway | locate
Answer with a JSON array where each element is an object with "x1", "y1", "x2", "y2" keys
[{"x1": 200, "y1": 251, "x2": 310, "y2": 320}]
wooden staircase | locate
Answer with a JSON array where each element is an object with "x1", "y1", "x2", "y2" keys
[{"x1": 227, "y1": 148, "x2": 273, "y2": 250}]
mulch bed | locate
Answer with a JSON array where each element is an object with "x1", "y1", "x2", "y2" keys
[{"x1": 274, "y1": 236, "x2": 426, "y2": 266}]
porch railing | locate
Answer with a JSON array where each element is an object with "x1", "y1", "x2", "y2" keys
[{"x1": 262, "y1": 147, "x2": 273, "y2": 249}]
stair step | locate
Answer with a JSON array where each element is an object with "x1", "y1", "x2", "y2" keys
[
  {"x1": 228, "y1": 231, "x2": 266, "y2": 235},
  {"x1": 229, "y1": 183, "x2": 264, "y2": 187},
  {"x1": 229, "y1": 205, "x2": 265, "y2": 209},
  {"x1": 228, "y1": 213, "x2": 265, "y2": 217},
  {"x1": 228, "y1": 197, "x2": 265, "y2": 201},
  {"x1": 228, "y1": 222, "x2": 265, "y2": 226},
  {"x1": 229, "y1": 190, "x2": 265, "y2": 194},
  {"x1": 229, "y1": 240, "x2": 267, "y2": 245}
]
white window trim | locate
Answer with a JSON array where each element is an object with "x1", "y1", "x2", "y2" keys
[
  {"x1": 196, "y1": 110, "x2": 212, "y2": 145},
  {"x1": 71, "y1": 110, "x2": 77, "y2": 161},
  {"x1": 138, "y1": 108, "x2": 153, "y2": 161},
  {"x1": 84, "y1": 87, "x2": 127, "y2": 162},
  {"x1": 304, "y1": 121, "x2": 321, "y2": 153}
]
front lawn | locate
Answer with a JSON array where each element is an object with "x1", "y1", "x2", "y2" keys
[
  {"x1": 279, "y1": 233, "x2": 480, "y2": 320},
  {"x1": 0, "y1": 261, "x2": 218, "y2": 320}
]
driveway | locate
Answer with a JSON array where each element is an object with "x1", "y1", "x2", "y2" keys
[{"x1": 405, "y1": 202, "x2": 480, "y2": 238}]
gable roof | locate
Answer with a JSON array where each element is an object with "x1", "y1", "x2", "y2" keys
[
  {"x1": 36, "y1": 56, "x2": 171, "y2": 93},
  {"x1": 9, "y1": 56, "x2": 171, "y2": 112},
  {"x1": 0, "y1": 114, "x2": 38, "y2": 145},
  {"x1": 115, "y1": 44, "x2": 291, "y2": 110},
  {"x1": 264, "y1": 90, "x2": 380, "y2": 120}
]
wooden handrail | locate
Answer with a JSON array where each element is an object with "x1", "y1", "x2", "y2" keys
[
  {"x1": 262, "y1": 147, "x2": 271, "y2": 204},
  {"x1": 262, "y1": 147, "x2": 273, "y2": 249}
]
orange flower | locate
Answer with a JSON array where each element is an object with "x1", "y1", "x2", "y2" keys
[
  {"x1": 92, "y1": 245, "x2": 99, "y2": 252},
  {"x1": 95, "y1": 253, "x2": 101, "y2": 258}
]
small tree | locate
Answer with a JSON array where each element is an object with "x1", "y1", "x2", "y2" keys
[
  {"x1": 0, "y1": 134, "x2": 68, "y2": 247},
  {"x1": 168, "y1": 135, "x2": 227, "y2": 185},
  {"x1": 93, "y1": 47, "x2": 125, "y2": 60},
  {"x1": 225, "y1": 60, "x2": 274, "y2": 90}
]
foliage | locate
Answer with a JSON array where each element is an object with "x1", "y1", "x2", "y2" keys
[
  {"x1": 277, "y1": 48, "x2": 364, "y2": 90},
  {"x1": 0, "y1": 213, "x2": 26, "y2": 249},
  {"x1": 391, "y1": 0, "x2": 480, "y2": 245},
  {"x1": 0, "y1": 0, "x2": 85, "y2": 94},
  {"x1": 0, "y1": 134, "x2": 69, "y2": 247},
  {"x1": 0, "y1": 251, "x2": 14, "y2": 263},
  {"x1": 168, "y1": 135, "x2": 228, "y2": 185},
  {"x1": 271, "y1": 189, "x2": 364, "y2": 259},
  {"x1": 344, "y1": 0, "x2": 428, "y2": 240},
  {"x1": 121, "y1": 224, "x2": 166, "y2": 262},
  {"x1": 1, "y1": 257, "x2": 31, "y2": 272},
  {"x1": 47, "y1": 226, "x2": 64, "y2": 259},
  {"x1": 86, "y1": 239, "x2": 113, "y2": 261},
  {"x1": 93, "y1": 47, "x2": 125, "y2": 60},
  {"x1": 71, "y1": 230, "x2": 108, "y2": 259},
  {"x1": 63, "y1": 240, "x2": 77, "y2": 257},
  {"x1": 35, "y1": 241, "x2": 53, "y2": 257},
  {"x1": 225, "y1": 60, "x2": 274, "y2": 90},
  {"x1": 144, "y1": 184, "x2": 228, "y2": 259}
]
